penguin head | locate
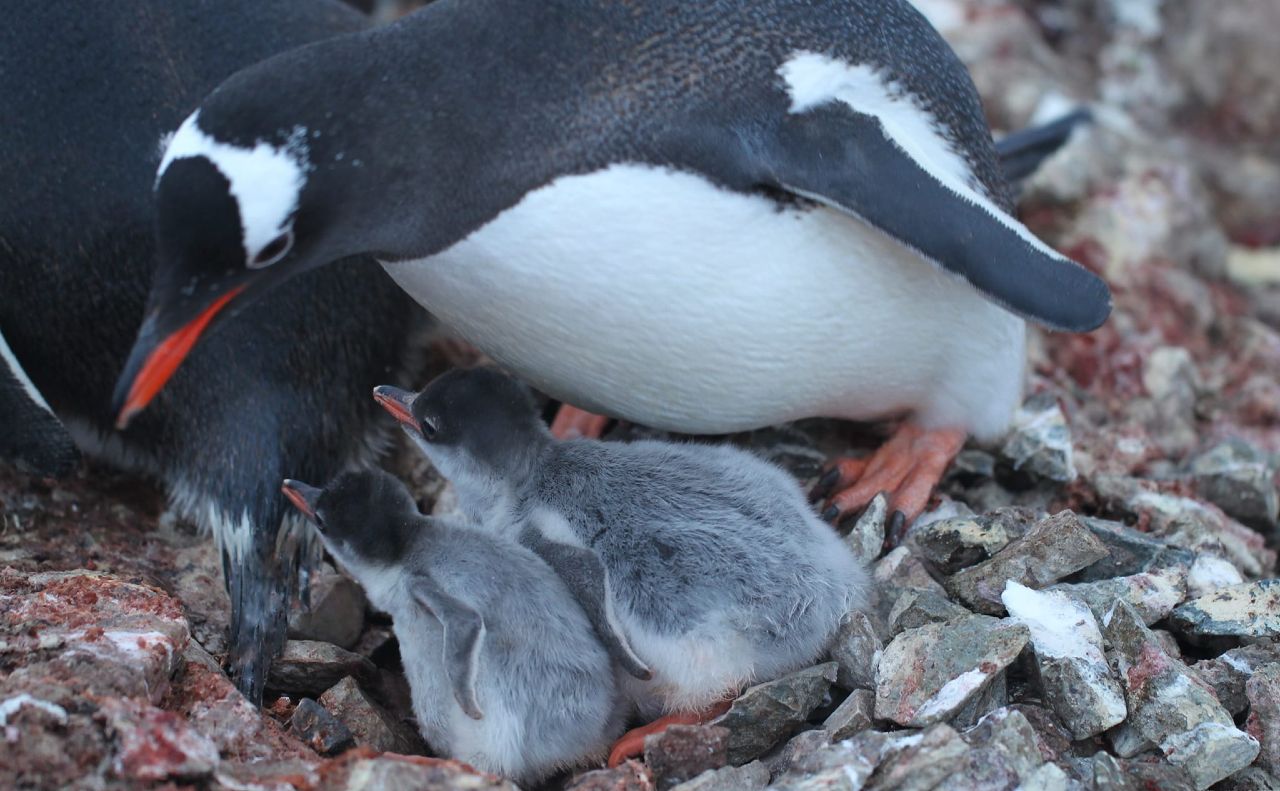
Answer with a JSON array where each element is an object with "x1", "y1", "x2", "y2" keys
[
  {"x1": 282, "y1": 469, "x2": 421, "y2": 567},
  {"x1": 373, "y1": 368, "x2": 548, "y2": 486},
  {"x1": 112, "y1": 38, "x2": 389, "y2": 430}
]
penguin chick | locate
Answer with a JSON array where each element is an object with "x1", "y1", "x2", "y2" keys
[
  {"x1": 282, "y1": 469, "x2": 624, "y2": 785},
  {"x1": 375, "y1": 369, "x2": 869, "y2": 726}
]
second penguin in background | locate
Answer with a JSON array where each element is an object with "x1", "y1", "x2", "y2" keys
[
  {"x1": 374, "y1": 368, "x2": 869, "y2": 764},
  {"x1": 281, "y1": 470, "x2": 624, "y2": 785}
]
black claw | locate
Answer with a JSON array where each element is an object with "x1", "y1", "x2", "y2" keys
[
  {"x1": 810, "y1": 468, "x2": 841, "y2": 502},
  {"x1": 887, "y1": 510, "x2": 908, "y2": 546},
  {"x1": 822, "y1": 504, "x2": 841, "y2": 523}
]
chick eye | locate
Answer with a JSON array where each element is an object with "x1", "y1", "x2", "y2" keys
[
  {"x1": 421, "y1": 417, "x2": 439, "y2": 438},
  {"x1": 249, "y1": 229, "x2": 293, "y2": 269}
]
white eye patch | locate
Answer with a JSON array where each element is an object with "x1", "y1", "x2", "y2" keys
[{"x1": 158, "y1": 111, "x2": 310, "y2": 267}]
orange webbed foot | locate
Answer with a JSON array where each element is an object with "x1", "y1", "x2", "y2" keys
[
  {"x1": 606, "y1": 700, "x2": 733, "y2": 768},
  {"x1": 550, "y1": 404, "x2": 612, "y2": 439},
  {"x1": 814, "y1": 423, "x2": 965, "y2": 534}
]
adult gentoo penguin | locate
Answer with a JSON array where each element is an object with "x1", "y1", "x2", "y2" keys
[
  {"x1": 0, "y1": 1, "x2": 422, "y2": 701},
  {"x1": 114, "y1": 0, "x2": 1111, "y2": 524}
]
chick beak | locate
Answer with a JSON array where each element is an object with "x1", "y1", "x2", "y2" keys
[
  {"x1": 280, "y1": 479, "x2": 324, "y2": 522},
  {"x1": 372, "y1": 385, "x2": 421, "y2": 432}
]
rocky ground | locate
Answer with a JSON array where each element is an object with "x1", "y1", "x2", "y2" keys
[{"x1": 4, "y1": 0, "x2": 1280, "y2": 789}]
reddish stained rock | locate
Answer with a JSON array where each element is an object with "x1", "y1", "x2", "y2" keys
[
  {"x1": 0, "y1": 569, "x2": 188, "y2": 703},
  {"x1": 97, "y1": 697, "x2": 219, "y2": 781},
  {"x1": 643, "y1": 725, "x2": 728, "y2": 791}
]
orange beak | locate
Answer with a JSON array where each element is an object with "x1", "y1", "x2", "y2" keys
[
  {"x1": 372, "y1": 385, "x2": 421, "y2": 432},
  {"x1": 114, "y1": 286, "x2": 245, "y2": 429},
  {"x1": 281, "y1": 479, "x2": 323, "y2": 521}
]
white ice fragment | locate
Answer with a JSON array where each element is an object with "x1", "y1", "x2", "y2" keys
[
  {"x1": 0, "y1": 694, "x2": 68, "y2": 727},
  {"x1": 914, "y1": 667, "x2": 989, "y2": 720},
  {"x1": 1002, "y1": 581, "x2": 1105, "y2": 662}
]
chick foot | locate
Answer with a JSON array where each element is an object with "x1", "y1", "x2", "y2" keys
[{"x1": 606, "y1": 700, "x2": 734, "y2": 767}]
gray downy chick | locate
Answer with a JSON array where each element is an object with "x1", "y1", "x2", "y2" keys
[
  {"x1": 281, "y1": 469, "x2": 624, "y2": 785},
  {"x1": 374, "y1": 368, "x2": 870, "y2": 718}
]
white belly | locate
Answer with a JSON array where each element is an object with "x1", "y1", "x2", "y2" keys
[{"x1": 383, "y1": 164, "x2": 1026, "y2": 438}]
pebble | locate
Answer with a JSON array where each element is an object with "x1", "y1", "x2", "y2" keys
[
  {"x1": 874, "y1": 614, "x2": 1029, "y2": 727},
  {"x1": 1190, "y1": 438, "x2": 1279, "y2": 530},
  {"x1": 288, "y1": 566, "x2": 367, "y2": 650},
  {"x1": 908, "y1": 508, "x2": 1034, "y2": 575},
  {"x1": 1171, "y1": 579, "x2": 1280, "y2": 638},
  {"x1": 290, "y1": 697, "x2": 355, "y2": 756},
  {"x1": 317, "y1": 676, "x2": 426, "y2": 755},
  {"x1": 267, "y1": 640, "x2": 376, "y2": 697},
  {"x1": 1048, "y1": 563, "x2": 1187, "y2": 625},
  {"x1": 1104, "y1": 601, "x2": 1259, "y2": 789},
  {"x1": 709, "y1": 663, "x2": 836, "y2": 765},
  {"x1": 1000, "y1": 393, "x2": 1078, "y2": 482},
  {"x1": 946, "y1": 511, "x2": 1109, "y2": 615},
  {"x1": 827, "y1": 611, "x2": 881, "y2": 690},
  {"x1": 822, "y1": 689, "x2": 874, "y2": 741},
  {"x1": 1247, "y1": 663, "x2": 1280, "y2": 777},
  {"x1": 643, "y1": 725, "x2": 727, "y2": 791},
  {"x1": 1001, "y1": 582, "x2": 1127, "y2": 739}
]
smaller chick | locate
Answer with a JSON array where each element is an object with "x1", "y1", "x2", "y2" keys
[
  {"x1": 374, "y1": 368, "x2": 869, "y2": 764},
  {"x1": 281, "y1": 469, "x2": 623, "y2": 785}
]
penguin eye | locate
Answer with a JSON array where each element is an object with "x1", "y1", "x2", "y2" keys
[{"x1": 249, "y1": 229, "x2": 293, "y2": 269}]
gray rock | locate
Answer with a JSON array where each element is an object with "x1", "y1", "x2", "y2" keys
[
  {"x1": 1073, "y1": 517, "x2": 1193, "y2": 582},
  {"x1": 668, "y1": 762, "x2": 767, "y2": 791},
  {"x1": 960, "y1": 707, "x2": 1046, "y2": 781},
  {"x1": 567, "y1": 761, "x2": 654, "y2": 791},
  {"x1": 1171, "y1": 579, "x2": 1280, "y2": 638},
  {"x1": 333, "y1": 756, "x2": 517, "y2": 791},
  {"x1": 1217, "y1": 767, "x2": 1280, "y2": 791},
  {"x1": 710, "y1": 663, "x2": 836, "y2": 765},
  {"x1": 643, "y1": 725, "x2": 727, "y2": 791},
  {"x1": 317, "y1": 676, "x2": 426, "y2": 755},
  {"x1": 845, "y1": 494, "x2": 887, "y2": 564},
  {"x1": 874, "y1": 615, "x2": 1029, "y2": 727},
  {"x1": 289, "y1": 567, "x2": 367, "y2": 650},
  {"x1": 828, "y1": 611, "x2": 882, "y2": 691},
  {"x1": 267, "y1": 640, "x2": 374, "y2": 697},
  {"x1": 822, "y1": 689, "x2": 874, "y2": 741},
  {"x1": 908, "y1": 508, "x2": 1034, "y2": 575},
  {"x1": 1187, "y1": 553, "x2": 1246, "y2": 597},
  {"x1": 764, "y1": 729, "x2": 833, "y2": 780},
  {"x1": 865, "y1": 723, "x2": 969, "y2": 791},
  {"x1": 1093, "y1": 476, "x2": 1275, "y2": 577},
  {"x1": 1090, "y1": 752, "x2": 1197, "y2": 791},
  {"x1": 1246, "y1": 663, "x2": 1280, "y2": 776},
  {"x1": 290, "y1": 698, "x2": 354, "y2": 756},
  {"x1": 887, "y1": 589, "x2": 971, "y2": 638},
  {"x1": 946, "y1": 511, "x2": 1109, "y2": 615},
  {"x1": 1106, "y1": 720, "x2": 1155, "y2": 758},
  {"x1": 1104, "y1": 601, "x2": 1259, "y2": 789},
  {"x1": 1048, "y1": 563, "x2": 1188, "y2": 626},
  {"x1": 1000, "y1": 393, "x2": 1078, "y2": 482},
  {"x1": 1016, "y1": 763, "x2": 1076, "y2": 791},
  {"x1": 770, "y1": 729, "x2": 890, "y2": 791},
  {"x1": 1192, "y1": 645, "x2": 1280, "y2": 715},
  {"x1": 1190, "y1": 438, "x2": 1279, "y2": 530},
  {"x1": 873, "y1": 547, "x2": 948, "y2": 595},
  {"x1": 1001, "y1": 582, "x2": 1126, "y2": 739}
]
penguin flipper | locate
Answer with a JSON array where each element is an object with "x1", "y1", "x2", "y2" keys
[
  {"x1": 411, "y1": 578, "x2": 486, "y2": 720},
  {"x1": 0, "y1": 332, "x2": 79, "y2": 476},
  {"x1": 995, "y1": 108, "x2": 1091, "y2": 184},
  {"x1": 750, "y1": 105, "x2": 1111, "y2": 332},
  {"x1": 519, "y1": 525, "x2": 652, "y2": 681}
]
